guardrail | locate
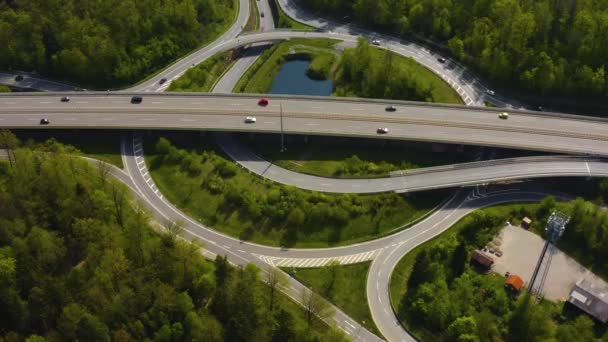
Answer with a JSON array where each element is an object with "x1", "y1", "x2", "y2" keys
[
  {"x1": 389, "y1": 155, "x2": 606, "y2": 177},
  {"x1": 2, "y1": 91, "x2": 607, "y2": 123}
]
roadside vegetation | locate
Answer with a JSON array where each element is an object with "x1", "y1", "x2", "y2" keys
[
  {"x1": 234, "y1": 38, "x2": 339, "y2": 93},
  {"x1": 390, "y1": 199, "x2": 608, "y2": 341},
  {"x1": 243, "y1": 0, "x2": 260, "y2": 32},
  {"x1": 13, "y1": 130, "x2": 123, "y2": 168},
  {"x1": 0, "y1": 85, "x2": 10, "y2": 92},
  {"x1": 335, "y1": 38, "x2": 462, "y2": 104},
  {"x1": 302, "y1": 0, "x2": 608, "y2": 100},
  {"x1": 0, "y1": 131, "x2": 348, "y2": 342},
  {"x1": 284, "y1": 263, "x2": 381, "y2": 336},
  {"x1": 167, "y1": 51, "x2": 236, "y2": 92},
  {"x1": 144, "y1": 133, "x2": 445, "y2": 248},
  {"x1": 249, "y1": 138, "x2": 470, "y2": 178},
  {"x1": 0, "y1": 0, "x2": 237, "y2": 88}
]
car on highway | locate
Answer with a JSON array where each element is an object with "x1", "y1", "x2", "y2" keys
[
  {"x1": 377, "y1": 127, "x2": 389, "y2": 134},
  {"x1": 371, "y1": 39, "x2": 381, "y2": 45},
  {"x1": 131, "y1": 96, "x2": 143, "y2": 104},
  {"x1": 438, "y1": 57, "x2": 447, "y2": 63},
  {"x1": 60, "y1": 96, "x2": 70, "y2": 102},
  {"x1": 244, "y1": 116, "x2": 257, "y2": 123},
  {"x1": 385, "y1": 105, "x2": 397, "y2": 112},
  {"x1": 261, "y1": 11, "x2": 264, "y2": 17},
  {"x1": 486, "y1": 89, "x2": 495, "y2": 96},
  {"x1": 40, "y1": 118, "x2": 50, "y2": 125},
  {"x1": 159, "y1": 78, "x2": 167, "y2": 84},
  {"x1": 498, "y1": 112, "x2": 509, "y2": 119},
  {"x1": 258, "y1": 97, "x2": 269, "y2": 106},
  {"x1": 14, "y1": 75, "x2": 23, "y2": 81}
]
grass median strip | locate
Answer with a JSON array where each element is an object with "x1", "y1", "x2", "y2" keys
[
  {"x1": 167, "y1": 51, "x2": 237, "y2": 92},
  {"x1": 144, "y1": 132, "x2": 445, "y2": 248},
  {"x1": 248, "y1": 138, "x2": 471, "y2": 178},
  {"x1": 283, "y1": 262, "x2": 382, "y2": 337}
]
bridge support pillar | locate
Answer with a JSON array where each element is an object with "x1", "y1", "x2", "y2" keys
[{"x1": 304, "y1": 135, "x2": 308, "y2": 144}]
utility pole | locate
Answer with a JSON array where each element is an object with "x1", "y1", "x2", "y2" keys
[{"x1": 280, "y1": 102, "x2": 285, "y2": 152}]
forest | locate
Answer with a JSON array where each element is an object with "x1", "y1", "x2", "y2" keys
[
  {"x1": 0, "y1": 0, "x2": 235, "y2": 87},
  {"x1": 302, "y1": 0, "x2": 608, "y2": 99},
  {"x1": 396, "y1": 198, "x2": 607, "y2": 341},
  {"x1": 334, "y1": 38, "x2": 457, "y2": 103},
  {"x1": 0, "y1": 132, "x2": 346, "y2": 341}
]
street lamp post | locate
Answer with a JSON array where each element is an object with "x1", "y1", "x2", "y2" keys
[{"x1": 280, "y1": 102, "x2": 286, "y2": 152}]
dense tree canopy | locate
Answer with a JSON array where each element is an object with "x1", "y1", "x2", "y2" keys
[
  {"x1": 396, "y1": 203, "x2": 605, "y2": 341},
  {"x1": 303, "y1": 0, "x2": 608, "y2": 99},
  {"x1": 0, "y1": 134, "x2": 343, "y2": 341},
  {"x1": 0, "y1": 0, "x2": 235, "y2": 87}
]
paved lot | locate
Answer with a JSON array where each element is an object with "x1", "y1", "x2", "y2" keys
[{"x1": 490, "y1": 224, "x2": 607, "y2": 301}]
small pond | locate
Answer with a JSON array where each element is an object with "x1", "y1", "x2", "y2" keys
[{"x1": 269, "y1": 59, "x2": 333, "y2": 96}]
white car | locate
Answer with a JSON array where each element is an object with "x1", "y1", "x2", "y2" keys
[
  {"x1": 371, "y1": 39, "x2": 381, "y2": 45},
  {"x1": 486, "y1": 89, "x2": 495, "y2": 96},
  {"x1": 377, "y1": 127, "x2": 389, "y2": 134},
  {"x1": 245, "y1": 116, "x2": 257, "y2": 123}
]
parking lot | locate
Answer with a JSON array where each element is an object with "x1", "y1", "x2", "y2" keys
[{"x1": 489, "y1": 224, "x2": 607, "y2": 301}]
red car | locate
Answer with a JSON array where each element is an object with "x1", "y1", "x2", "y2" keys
[{"x1": 258, "y1": 97, "x2": 269, "y2": 106}]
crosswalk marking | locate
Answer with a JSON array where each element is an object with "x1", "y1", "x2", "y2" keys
[{"x1": 252, "y1": 250, "x2": 380, "y2": 268}]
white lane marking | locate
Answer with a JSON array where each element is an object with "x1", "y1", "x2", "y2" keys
[
  {"x1": 262, "y1": 121, "x2": 276, "y2": 124},
  {"x1": 305, "y1": 123, "x2": 320, "y2": 126},
  {"x1": 180, "y1": 118, "x2": 196, "y2": 122},
  {"x1": 76, "y1": 101, "x2": 89, "y2": 104},
  {"x1": 230, "y1": 103, "x2": 244, "y2": 106},
  {"x1": 101, "y1": 118, "x2": 114, "y2": 121},
  {"x1": 111, "y1": 101, "x2": 123, "y2": 104},
  {"x1": 151, "y1": 101, "x2": 163, "y2": 104},
  {"x1": 586, "y1": 162, "x2": 591, "y2": 176},
  {"x1": 5, "y1": 102, "x2": 15, "y2": 105},
  {"x1": 311, "y1": 106, "x2": 323, "y2": 109},
  {"x1": 344, "y1": 321, "x2": 356, "y2": 330},
  {"x1": 141, "y1": 118, "x2": 156, "y2": 121},
  {"x1": 40, "y1": 101, "x2": 51, "y2": 104},
  {"x1": 190, "y1": 102, "x2": 205, "y2": 105}
]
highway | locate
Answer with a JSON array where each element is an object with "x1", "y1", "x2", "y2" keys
[
  {"x1": 218, "y1": 135, "x2": 608, "y2": 193},
  {"x1": 1, "y1": 1, "x2": 602, "y2": 340},
  {"x1": 2, "y1": 92, "x2": 608, "y2": 156}
]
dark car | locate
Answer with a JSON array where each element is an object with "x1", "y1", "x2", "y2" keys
[
  {"x1": 14, "y1": 75, "x2": 24, "y2": 81},
  {"x1": 377, "y1": 127, "x2": 389, "y2": 134},
  {"x1": 261, "y1": 12, "x2": 265, "y2": 17},
  {"x1": 385, "y1": 105, "x2": 397, "y2": 112},
  {"x1": 40, "y1": 118, "x2": 50, "y2": 125},
  {"x1": 438, "y1": 57, "x2": 447, "y2": 63},
  {"x1": 258, "y1": 97, "x2": 269, "y2": 106},
  {"x1": 60, "y1": 96, "x2": 70, "y2": 102},
  {"x1": 131, "y1": 96, "x2": 143, "y2": 104},
  {"x1": 159, "y1": 78, "x2": 167, "y2": 84}
]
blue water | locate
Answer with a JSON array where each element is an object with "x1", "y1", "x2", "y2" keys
[{"x1": 269, "y1": 60, "x2": 333, "y2": 96}]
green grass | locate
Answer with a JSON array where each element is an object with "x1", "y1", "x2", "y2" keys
[
  {"x1": 485, "y1": 101, "x2": 497, "y2": 107},
  {"x1": 167, "y1": 51, "x2": 236, "y2": 92},
  {"x1": 144, "y1": 132, "x2": 445, "y2": 248},
  {"x1": 273, "y1": 0, "x2": 313, "y2": 30},
  {"x1": 14, "y1": 130, "x2": 123, "y2": 168},
  {"x1": 249, "y1": 139, "x2": 471, "y2": 178},
  {"x1": 283, "y1": 263, "x2": 381, "y2": 337},
  {"x1": 0, "y1": 85, "x2": 10, "y2": 92},
  {"x1": 243, "y1": 0, "x2": 260, "y2": 32},
  {"x1": 234, "y1": 38, "x2": 340, "y2": 93}
]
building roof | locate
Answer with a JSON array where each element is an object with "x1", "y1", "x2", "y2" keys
[
  {"x1": 567, "y1": 279, "x2": 608, "y2": 323},
  {"x1": 505, "y1": 275, "x2": 525, "y2": 291},
  {"x1": 471, "y1": 250, "x2": 494, "y2": 268}
]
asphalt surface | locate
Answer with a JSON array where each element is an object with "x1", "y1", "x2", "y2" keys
[
  {"x1": 0, "y1": 2, "x2": 596, "y2": 340},
  {"x1": 2, "y1": 93, "x2": 608, "y2": 156},
  {"x1": 217, "y1": 135, "x2": 608, "y2": 193}
]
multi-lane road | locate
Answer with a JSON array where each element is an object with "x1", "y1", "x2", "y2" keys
[
  {"x1": 2, "y1": 93, "x2": 608, "y2": 156},
  {"x1": 1, "y1": 1, "x2": 603, "y2": 341}
]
